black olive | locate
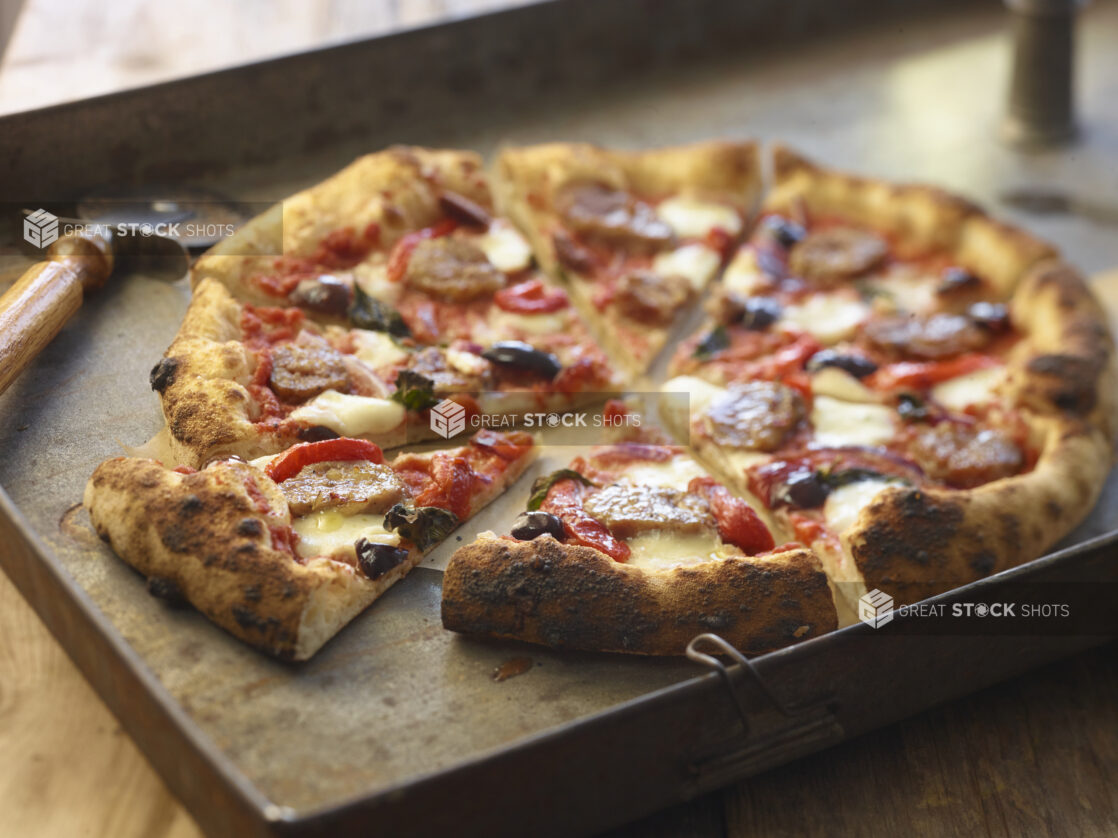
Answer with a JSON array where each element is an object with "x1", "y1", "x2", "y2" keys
[
  {"x1": 482, "y1": 341, "x2": 562, "y2": 379},
  {"x1": 937, "y1": 267, "x2": 981, "y2": 295},
  {"x1": 772, "y1": 469, "x2": 830, "y2": 509},
  {"x1": 146, "y1": 576, "x2": 188, "y2": 607},
  {"x1": 291, "y1": 274, "x2": 353, "y2": 317},
  {"x1": 736, "y1": 296, "x2": 783, "y2": 330},
  {"x1": 763, "y1": 215, "x2": 807, "y2": 249},
  {"x1": 298, "y1": 424, "x2": 340, "y2": 442},
  {"x1": 896, "y1": 393, "x2": 930, "y2": 423},
  {"x1": 510, "y1": 510, "x2": 566, "y2": 541},
  {"x1": 355, "y1": 539, "x2": 410, "y2": 580},
  {"x1": 149, "y1": 357, "x2": 179, "y2": 392},
  {"x1": 807, "y1": 349, "x2": 878, "y2": 379},
  {"x1": 968, "y1": 301, "x2": 1010, "y2": 331}
]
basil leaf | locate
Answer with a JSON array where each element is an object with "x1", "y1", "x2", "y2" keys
[
  {"x1": 383, "y1": 503, "x2": 460, "y2": 551},
  {"x1": 349, "y1": 285, "x2": 411, "y2": 337},
  {"x1": 526, "y1": 468, "x2": 594, "y2": 511},
  {"x1": 693, "y1": 325, "x2": 730, "y2": 359},
  {"x1": 391, "y1": 369, "x2": 440, "y2": 412}
]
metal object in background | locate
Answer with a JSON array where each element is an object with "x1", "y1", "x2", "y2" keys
[{"x1": 1004, "y1": 0, "x2": 1081, "y2": 147}]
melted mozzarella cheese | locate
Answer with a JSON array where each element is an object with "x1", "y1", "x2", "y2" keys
[
  {"x1": 288, "y1": 390, "x2": 406, "y2": 437},
  {"x1": 652, "y1": 243, "x2": 722, "y2": 292},
  {"x1": 662, "y1": 375, "x2": 727, "y2": 416},
  {"x1": 864, "y1": 270, "x2": 939, "y2": 314},
  {"x1": 811, "y1": 395, "x2": 895, "y2": 448},
  {"x1": 477, "y1": 220, "x2": 533, "y2": 273},
  {"x1": 446, "y1": 347, "x2": 489, "y2": 376},
  {"x1": 621, "y1": 456, "x2": 709, "y2": 491},
  {"x1": 780, "y1": 292, "x2": 870, "y2": 344},
  {"x1": 351, "y1": 330, "x2": 409, "y2": 370},
  {"x1": 293, "y1": 510, "x2": 401, "y2": 560},
  {"x1": 656, "y1": 196, "x2": 742, "y2": 239},
  {"x1": 352, "y1": 261, "x2": 397, "y2": 302},
  {"x1": 625, "y1": 529, "x2": 741, "y2": 571},
  {"x1": 721, "y1": 248, "x2": 768, "y2": 296},
  {"x1": 487, "y1": 308, "x2": 571, "y2": 338},
  {"x1": 811, "y1": 366, "x2": 878, "y2": 403},
  {"x1": 931, "y1": 366, "x2": 1004, "y2": 411},
  {"x1": 823, "y1": 479, "x2": 895, "y2": 536}
]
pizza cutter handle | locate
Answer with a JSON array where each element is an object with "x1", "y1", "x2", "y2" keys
[{"x1": 0, "y1": 230, "x2": 114, "y2": 397}]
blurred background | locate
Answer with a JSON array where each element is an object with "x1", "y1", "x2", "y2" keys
[{"x1": 0, "y1": 0, "x2": 530, "y2": 115}]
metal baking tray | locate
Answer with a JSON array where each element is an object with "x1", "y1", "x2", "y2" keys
[{"x1": 2, "y1": 1, "x2": 1117, "y2": 835}]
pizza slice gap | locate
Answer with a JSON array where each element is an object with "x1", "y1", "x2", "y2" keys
[
  {"x1": 152, "y1": 277, "x2": 619, "y2": 468},
  {"x1": 441, "y1": 436, "x2": 837, "y2": 656},
  {"x1": 84, "y1": 430, "x2": 537, "y2": 660},
  {"x1": 494, "y1": 140, "x2": 763, "y2": 378}
]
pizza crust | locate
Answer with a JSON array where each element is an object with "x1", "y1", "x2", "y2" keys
[
  {"x1": 193, "y1": 146, "x2": 490, "y2": 305},
  {"x1": 83, "y1": 457, "x2": 417, "y2": 660},
  {"x1": 154, "y1": 278, "x2": 320, "y2": 467},
  {"x1": 441, "y1": 533, "x2": 836, "y2": 655},
  {"x1": 494, "y1": 140, "x2": 762, "y2": 375},
  {"x1": 769, "y1": 144, "x2": 1056, "y2": 295}
]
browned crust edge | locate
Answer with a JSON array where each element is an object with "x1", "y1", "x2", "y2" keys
[
  {"x1": 154, "y1": 277, "x2": 297, "y2": 468},
  {"x1": 441, "y1": 534, "x2": 837, "y2": 656},
  {"x1": 191, "y1": 146, "x2": 490, "y2": 306},
  {"x1": 768, "y1": 144, "x2": 1057, "y2": 295},
  {"x1": 494, "y1": 140, "x2": 763, "y2": 375}
]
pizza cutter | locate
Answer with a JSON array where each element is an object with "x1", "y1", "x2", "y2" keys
[{"x1": 0, "y1": 188, "x2": 246, "y2": 397}]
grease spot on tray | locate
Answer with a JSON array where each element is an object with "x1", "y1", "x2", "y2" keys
[
  {"x1": 491, "y1": 656, "x2": 533, "y2": 682},
  {"x1": 59, "y1": 502, "x2": 103, "y2": 549}
]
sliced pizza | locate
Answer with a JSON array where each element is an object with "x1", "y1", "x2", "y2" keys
[
  {"x1": 494, "y1": 141, "x2": 762, "y2": 376},
  {"x1": 663, "y1": 149, "x2": 1115, "y2": 611},
  {"x1": 153, "y1": 276, "x2": 616, "y2": 468},
  {"x1": 85, "y1": 430, "x2": 536, "y2": 659},
  {"x1": 441, "y1": 440, "x2": 836, "y2": 655}
]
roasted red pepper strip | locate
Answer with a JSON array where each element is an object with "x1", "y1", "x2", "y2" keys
[
  {"x1": 689, "y1": 477, "x2": 775, "y2": 555},
  {"x1": 265, "y1": 438, "x2": 385, "y2": 484},
  {"x1": 386, "y1": 219, "x2": 458, "y2": 282},
  {"x1": 867, "y1": 353, "x2": 999, "y2": 391},
  {"x1": 540, "y1": 479, "x2": 631, "y2": 562},
  {"x1": 494, "y1": 278, "x2": 570, "y2": 313}
]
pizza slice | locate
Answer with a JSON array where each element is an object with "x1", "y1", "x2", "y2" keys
[
  {"x1": 153, "y1": 277, "x2": 616, "y2": 468},
  {"x1": 85, "y1": 430, "x2": 536, "y2": 659},
  {"x1": 662, "y1": 149, "x2": 1115, "y2": 612},
  {"x1": 494, "y1": 141, "x2": 761, "y2": 376},
  {"x1": 441, "y1": 440, "x2": 836, "y2": 655}
]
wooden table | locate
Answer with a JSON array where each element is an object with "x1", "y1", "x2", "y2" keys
[{"x1": 1, "y1": 3, "x2": 1116, "y2": 835}]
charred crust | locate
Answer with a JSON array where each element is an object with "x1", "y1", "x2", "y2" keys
[
  {"x1": 146, "y1": 575, "x2": 188, "y2": 607},
  {"x1": 149, "y1": 357, "x2": 179, "y2": 392},
  {"x1": 180, "y1": 494, "x2": 203, "y2": 515},
  {"x1": 442, "y1": 536, "x2": 836, "y2": 655},
  {"x1": 1026, "y1": 353, "x2": 1103, "y2": 413},
  {"x1": 236, "y1": 518, "x2": 264, "y2": 537}
]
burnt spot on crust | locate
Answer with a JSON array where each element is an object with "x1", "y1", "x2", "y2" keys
[
  {"x1": 180, "y1": 494, "x2": 203, "y2": 515},
  {"x1": 243, "y1": 584, "x2": 262, "y2": 603},
  {"x1": 851, "y1": 489, "x2": 966, "y2": 594},
  {"x1": 146, "y1": 575, "x2": 188, "y2": 607},
  {"x1": 968, "y1": 551, "x2": 996, "y2": 576},
  {"x1": 232, "y1": 605, "x2": 281, "y2": 635},
  {"x1": 1026, "y1": 353, "x2": 1103, "y2": 413},
  {"x1": 236, "y1": 518, "x2": 264, "y2": 537},
  {"x1": 442, "y1": 536, "x2": 836, "y2": 655},
  {"x1": 149, "y1": 357, "x2": 179, "y2": 392}
]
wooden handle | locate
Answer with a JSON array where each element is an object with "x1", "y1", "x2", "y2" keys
[{"x1": 0, "y1": 230, "x2": 114, "y2": 396}]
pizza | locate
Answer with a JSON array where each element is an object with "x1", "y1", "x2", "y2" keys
[
  {"x1": 442, "y1": 437, "x2": 836, "y2": 655},
  {"x1": 661, "y1": 146, "x2": 1115, "y2": 613},
  {"x1": 83, "y1": 140, "x2": 1115, "y2": 660},
  {"x1": 495, "y1": 141, "x2": 761, "y2": 375},
  {"x1": 84, "y1": 430, "x2": 536, "y2": 659},
  {"x1": 155, "y1": 147, "x2": 620, "y2": 467},
  {"x1": 154, "y1": 277, "x2": 615, "y2": 467}
]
